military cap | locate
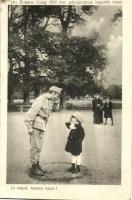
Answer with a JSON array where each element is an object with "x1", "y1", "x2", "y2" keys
[{"x1": 49, "y1": 86, "x2": 62, "y2": 95}]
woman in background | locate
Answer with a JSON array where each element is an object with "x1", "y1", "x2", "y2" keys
[{"x1": 92, "y1": 94, "x2": 103, "y2": 124}]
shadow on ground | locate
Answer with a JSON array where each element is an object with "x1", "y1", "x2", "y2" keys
[
  {"x1": 27, "y1": 162, "x2": 121, "y2": 185},
  {"x1": 7, "y1": 111, "x2": 121, "y2": 184},
  {"x1": 27, "y1": 162, "x2": 90, "y2": 184}
]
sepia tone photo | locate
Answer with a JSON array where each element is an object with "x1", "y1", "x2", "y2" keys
[{"x1": 7, "y1": 5, "x2": 122, "y2": 185}]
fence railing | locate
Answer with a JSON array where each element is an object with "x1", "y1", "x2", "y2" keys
[
  {"x1": 8, "y1": 98, "x2": 122, "y2": 112},
  {"x1": 66, "y1": 99, "x2": 91, "y2": 106}
]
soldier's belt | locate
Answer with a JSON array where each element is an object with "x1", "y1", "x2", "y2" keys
[{"x1": 37, "y1": 114, "x2": 47, "y2": 121}]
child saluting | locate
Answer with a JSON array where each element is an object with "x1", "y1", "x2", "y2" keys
[{"x1": 65, "y1": 112, "x2": 85, "y2": 174}]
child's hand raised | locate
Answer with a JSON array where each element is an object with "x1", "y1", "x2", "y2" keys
[{"x1": 65, "y1": 122, "x2": 71, "y2": 129}]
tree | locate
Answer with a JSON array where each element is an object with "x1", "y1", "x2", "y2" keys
[
  {"x1": 104, "y1": 84, "x2": 122, "y2": 99},
  {"x1": 50, "y1": 6, "x2": 97, "y2": 37},
  {"x1": 8, "y1": 5, "x2": 108, "y2": 104},
  {"x1": 111, "y1": 9, "x2": 122, "y2": 24},
  {"x1": 8, "y1": 5, "x2": 53, "y2": 103},
  {"x1": 40, "y1": 32, "x2": 108, "y2": 97},
  {"x1": 50, "y1": 6, "x2": 98, "y2": 70},
  {"x1": 49, "y1": 5, "x2": 98, "y2": 101}
]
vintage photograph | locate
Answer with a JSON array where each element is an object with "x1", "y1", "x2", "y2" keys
[{"x1": 7, "y1": 5, "x2": 122, "y2": 185}]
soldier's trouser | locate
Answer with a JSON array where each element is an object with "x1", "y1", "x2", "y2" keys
[{"x1": 30, "y1": 128, "x2": 44, "y2": 164}]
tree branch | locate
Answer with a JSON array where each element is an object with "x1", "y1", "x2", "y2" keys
[{"x1": 43, "y1": 17, "x2": 50, "y2": 30}]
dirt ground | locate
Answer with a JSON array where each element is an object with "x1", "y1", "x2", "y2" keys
[{"x1": 7, "y1": 110, "x2": 121, "y2": 184}]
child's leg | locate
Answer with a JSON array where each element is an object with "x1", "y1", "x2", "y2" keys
[
  {"x1": 68, "y1": 155, "x2": 76, "y2": 172},
  {"x1": 73, "y1": 155, "x2": 81, "y2": 173},
  {"x1": 76, "y1": 155, "x2": 81, "y2": 166},
  {"x1": 72, "y1": 155, "x2": 77, "y2": 164}
]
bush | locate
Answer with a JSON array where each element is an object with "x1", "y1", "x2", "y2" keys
[
  {"x1": 8, "y1": 103, "x2": 32, "y2": 112},
  {"x1": 65, "y1": 103, "x2": 73, "y2": 109}
]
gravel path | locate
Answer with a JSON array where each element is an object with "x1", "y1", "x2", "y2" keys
[{"x1": 7, "y1": 110, "x2": 121, "y2": 184}]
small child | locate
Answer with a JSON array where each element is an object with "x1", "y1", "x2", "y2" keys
[
  {"x1": 65, "y1": 112, "x2": 85, "y2": 174},
  {"x1": 104, "y1": 97, "x2": 113, "y2": 126}
]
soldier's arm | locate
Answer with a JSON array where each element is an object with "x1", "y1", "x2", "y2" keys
[{"x1": 24, "y1": 97, "x2": 42, "y2": 131}]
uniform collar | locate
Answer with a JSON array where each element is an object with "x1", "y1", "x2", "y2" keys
[{"x1": 43, "y1": 93, "x2": 57, "y2": 101}]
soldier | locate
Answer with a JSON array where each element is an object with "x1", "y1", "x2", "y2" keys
[{"x1": 24, "y1": 86, "x2": 62, "y2": 176}]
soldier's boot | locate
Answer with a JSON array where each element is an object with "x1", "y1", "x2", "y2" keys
[
  {"x1": 68, "y1": 163, "x2": 76, "y2": 172},
  {"x1": 31, "y1": 164, "x2": 44, "y2": 176},
  {"x1": 72, "y1": 165, "x2": 80, "y2": 174},
  {"x1": 37, "y1": 161, "x2": 47, "y2": 173}
]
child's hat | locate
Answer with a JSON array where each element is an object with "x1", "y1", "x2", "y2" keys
[{"x1": 72, "y1": 112, "x2": 84, "y2": 123}]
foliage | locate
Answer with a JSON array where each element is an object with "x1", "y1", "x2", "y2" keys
[
  {"x1": 8, "y1": 5, "x2": 108, "y2": 103},
  {"x1": 8, "y1": 6, "x2": 53, "y2": 102},
  {"x1": 41, "y1": 33, "x2": 108, "y2": 97},
  {"x1": 111, "y1": 9, "x2": 122, "y2": 24},
  {"x1": 103, "y1": 84, "x2": 122, "y2": 99}
]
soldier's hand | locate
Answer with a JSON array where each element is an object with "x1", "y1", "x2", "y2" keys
[{"x1": 28, "y1": 129, "x2": 33, "y2": 135}]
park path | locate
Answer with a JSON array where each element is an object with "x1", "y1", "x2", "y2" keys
[{"x1": 7, "y1": 110, "x2": 121, "y2": 184}]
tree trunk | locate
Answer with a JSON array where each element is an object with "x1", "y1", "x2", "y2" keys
[
  {"x1": 8, "y1": 89, "x2": 14, "y2": 103},
  {"x1": 23, "y1": 89, "x2": 30, "y2": 104},
  {"x1": 60, "y1": 92, "x2": 64, "y2": 108},
  {"x1": 34, "y1": 88, "x2": 40, "y2": 98},
  {"x1": 60, "y1": 91, "x2": 67, "y2": 108},
  {"x1": 8, "y1": 58, "x2": 14, "y2": 103}
]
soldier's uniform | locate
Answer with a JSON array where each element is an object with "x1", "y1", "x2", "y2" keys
[{"x1": 24, "y1": 86, "x2": 62, "y2": 175}]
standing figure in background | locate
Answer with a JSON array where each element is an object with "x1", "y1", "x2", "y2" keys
[
  {"x1": 92, "y1": 94, "x2": 103, "y2": 124},
  {"x1": 104, "y1": 97, "x2": 113, "y2": 126},
  {"x1": 91, "y1": 95, "x2": 96, "y2": 123},
  {"x1": 24, "y1": 86, "x2": 62, "y2": 176}
]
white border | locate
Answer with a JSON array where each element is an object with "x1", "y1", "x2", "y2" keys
[{"x1": 0, "y1": 1, "x2": 131, "y2": 199}]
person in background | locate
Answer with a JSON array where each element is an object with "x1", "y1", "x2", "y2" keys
[
  {"x1": 103, "y1": 96, "x2": 113, "y2": 126},
  {"x1": 65, "y1": 112, "x2": 85, "y2": 174},
  {"x1": 24, "y1": 86, "x2": 62, "y2": 176},
  {"x1": 92, "y1": 94, "x2": 103, "y2": 124},
  {"x1": 91, "y1": 95, "x2": 96, "y2": 123}
]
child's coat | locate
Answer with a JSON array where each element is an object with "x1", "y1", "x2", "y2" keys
[{"x1": 65, "y1": 122, "x2": 85, "y2": 156}]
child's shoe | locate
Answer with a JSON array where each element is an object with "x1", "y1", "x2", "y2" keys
[
  {"x1": 72, "y1": 165, "x2": 80, "y2": 174},
  {"x1": 68, "y1": 163, "x2": 75, "y2": 172},
  {"x1": 76, "y1": 165, "x2": 80, "y2": 173}
]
